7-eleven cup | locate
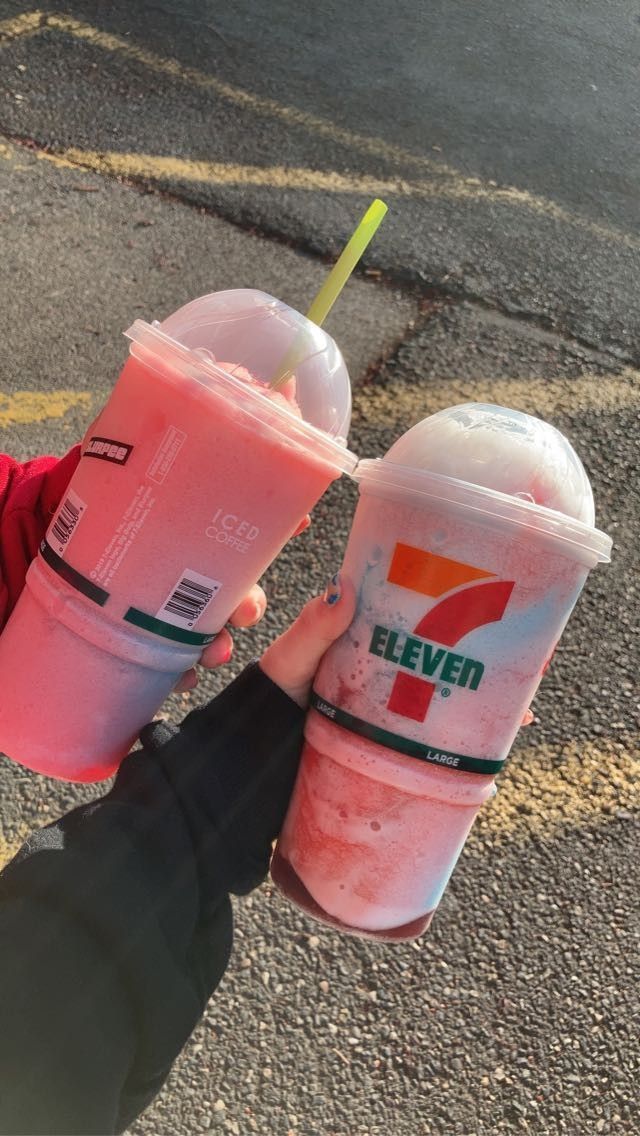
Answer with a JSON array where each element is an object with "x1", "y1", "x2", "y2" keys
[{"x1": 271, "y1": 404, "x2": 612, "y2": 940}]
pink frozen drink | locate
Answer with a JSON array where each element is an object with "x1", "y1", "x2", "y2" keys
[
  {"x1": 271, "y1": 404, "x2": 612, "y2": 940},
  {"x1": 0, "y1": 290, "x2": 356, "y2": 780}
]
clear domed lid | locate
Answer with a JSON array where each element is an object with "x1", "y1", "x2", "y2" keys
[
  {"x1": 125, "y1": 289, "x2": 357, "y2": 474},
  {"x1": 384, "y1": 403, "x2": 595, "y2": 523},
  {"x1": 357, "y1": 403, "x2": 611, "y2": 565}
]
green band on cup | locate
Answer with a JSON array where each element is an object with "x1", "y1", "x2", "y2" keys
[
  {"x1": 40, "y1": 540, "x2": 110, "y2": 607},
  {"x1": 309, "y1": 691, "x2": 505, "y2": 775},
  {"x1": 124, "y1": 606, "x2": 217, "y2": 646}
]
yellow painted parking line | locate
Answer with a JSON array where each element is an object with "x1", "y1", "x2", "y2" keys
[
  {"x1": 2, "y1": 142, "x2": 634, "y2": 257},
  {"x1": 0, "y1": 390, "x2": 91, "y2": 427},
  {"x1": 473, "y1": 740, "x2": 638, "y2": 848},
  {"x1": 0, "y1": 139, "x2": 78, "y2": 172},
  {"x1": 0, "y1": 10, "x2": 43, "y2": 42},
  {"x1": 356, "y1": 368, "x2": 640, "y2": 425},
  {"x1": 1, "y1": 10, "x2": 639, "y2": 253},
  {"x1": 55, "y1": 147, "x2": 424, "y2": 195}
]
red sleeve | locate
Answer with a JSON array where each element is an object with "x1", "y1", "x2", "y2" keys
[{"x1": 0, "y1": 446, "x2": 81, "y2": 631}]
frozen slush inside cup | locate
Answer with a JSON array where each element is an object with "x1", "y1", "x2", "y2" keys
[{"x1": 207, "y1": 360, "x2": 302, "y2": 419}]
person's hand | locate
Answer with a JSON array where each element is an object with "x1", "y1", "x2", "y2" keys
[{"x1": 260, "y1": 572, "x2": 356, "y2": 707}]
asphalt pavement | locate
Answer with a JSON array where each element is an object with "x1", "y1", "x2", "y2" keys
[
  {"x1": 0, "y1": 5, "x2": 638, "y2": 1136},
  {"x1": 2, "y1": 1, "x2": 640, "y2": 356}
]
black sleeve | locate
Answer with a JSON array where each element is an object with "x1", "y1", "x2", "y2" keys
[{"x1": 0, "y1": 662, "x2": 305, "y2": 1135}]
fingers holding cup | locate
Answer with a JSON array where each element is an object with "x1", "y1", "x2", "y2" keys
[{"x1": 228, "y1": 584, "x2": 267, "y2": 629}]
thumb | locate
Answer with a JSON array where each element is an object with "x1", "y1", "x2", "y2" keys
[{"x1": 259, "y1": 574, "x2": 356, "y2": 707}]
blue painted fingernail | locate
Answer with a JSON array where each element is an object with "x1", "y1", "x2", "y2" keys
[{"x1": 323, "y1": 572, "x2": 342, "y2": 605}]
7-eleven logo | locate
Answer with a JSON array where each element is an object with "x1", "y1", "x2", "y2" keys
[{"x1": 370, "y1": 543, "x2": 514, "y2": 723}]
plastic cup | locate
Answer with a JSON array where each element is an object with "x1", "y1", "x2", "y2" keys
[
  {"x1": 271, "y1": 404, "x2": 612, "y2": 940},
  {"x1": 0, "y1": 290, "x2": 356, "y2": 780}
]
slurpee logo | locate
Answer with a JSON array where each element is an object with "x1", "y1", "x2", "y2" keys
[{"x1": 368, "y1": 543, "x2": 515, "y2": 723}]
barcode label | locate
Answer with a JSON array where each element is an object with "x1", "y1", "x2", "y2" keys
[
  {"x1": 47, "y1": 490, "x2": 86, "y2": 558},
  {"x1": 156, "y1": 569, "x2": 222, "y2": 630}
]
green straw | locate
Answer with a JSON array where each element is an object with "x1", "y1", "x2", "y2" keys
[
  {"x1": 271, "y1": 198, "x2": 388, "y2": 389},
  {"x1": 307, "y1": 198, "x2": 388, "y2": 325}
]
